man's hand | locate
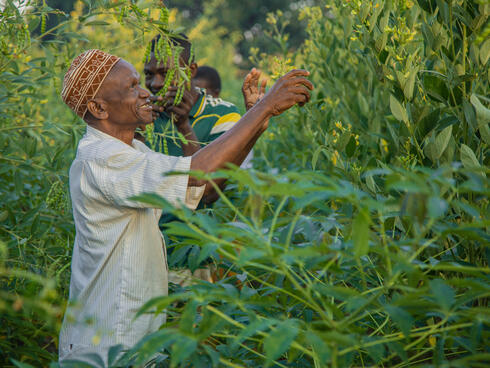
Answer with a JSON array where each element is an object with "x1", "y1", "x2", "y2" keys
[
  {"x1": 242, "y1": 68, "x2": 267, "y2": 111},
  {"x1": 257, "y1": 69, "x2": 313, "y2": 117},
  {"x1": 150, "y1": 95, "x2": 164, "y2": 121},
  {"x1": 163, "y1": 86, "x2": 196, "y2": 127}
]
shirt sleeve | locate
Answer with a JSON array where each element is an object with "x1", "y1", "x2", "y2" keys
[
  {"x1": 208, "y1": 103, "x2": 241, "y2": 139},
  {"x1": 91, "y1": 147, "x2": 203, "y2": 210}
]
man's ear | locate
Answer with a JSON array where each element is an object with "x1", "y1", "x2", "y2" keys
[
  {"x1": 189, "y1": 62, "x2": 198, "y2": 78},
  {"x1": 86, "y1": 98, "x2": 109, "y2": 120}
]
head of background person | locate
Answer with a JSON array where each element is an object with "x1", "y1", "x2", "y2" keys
[
  {"x1": 193, "y1": 66, "x2": 221, "y2": 98},
  {"x1": 62, "y1": 49, "x2": 154, "y2": 131},
  {"x1": 144, "y1": 33, "x2": 197, "y2": 95}
]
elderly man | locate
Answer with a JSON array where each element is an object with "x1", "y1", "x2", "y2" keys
[{"x1": 59, "y1": 49, "x2": 312, "y2": 364}]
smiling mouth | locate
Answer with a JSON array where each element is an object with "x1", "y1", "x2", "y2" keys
[{"x1": 139, "y1": 103, "x2": 152, "y2": 110}]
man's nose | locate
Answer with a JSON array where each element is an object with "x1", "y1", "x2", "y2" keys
[
  {"x1": 139, "y1": 87, "x2": 150, "y2": 98},
  {"x1": 151, "y1": 74, "x2": 165, "y2": 92}
]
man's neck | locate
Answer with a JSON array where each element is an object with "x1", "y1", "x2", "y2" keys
[{"x1": 88, "y1": 121, "x2": 136, "y2": 146}]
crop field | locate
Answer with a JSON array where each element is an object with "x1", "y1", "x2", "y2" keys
[{"x1": 0, "y1": 0, "x2": 488, "y2": 367}]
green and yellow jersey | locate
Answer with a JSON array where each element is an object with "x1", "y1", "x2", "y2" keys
[{"x1": 150, "y1": 88, "x2": 241, "y2": 156}]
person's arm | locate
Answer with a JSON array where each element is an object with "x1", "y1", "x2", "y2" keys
[{"x1": 189, "y1": 69, "x2": 313, "y2": 196}]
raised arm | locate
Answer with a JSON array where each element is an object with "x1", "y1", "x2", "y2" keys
[{"x1": 189, "y1": 69, "x2": 313, "y2": 195}]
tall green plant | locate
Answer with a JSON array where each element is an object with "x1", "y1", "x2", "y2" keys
[{"x1": 0, "y1": 1, "x2": 190, "y2": 365}]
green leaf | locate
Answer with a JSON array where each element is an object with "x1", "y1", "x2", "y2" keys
[
  {"x1": 197, "y1": 243, "x2": 218, "y2": 264},
  {"x1": 107, "y1": 344, "x2": 125, "y2": 366},
  {"x1": 433, "y1": 125, "x2": 452, "y2": 160},
  {"x1": 479, "y1": 37, "x2": 490, "y2": 65},
  {"x1": 390, "y1": 95, "x2": 408, "y2": 122},
  {"x1": 11, "y1": 360, "x2": 35, "y2": 368},
  {"x1": 470, "y1": 94, "x2": 490, "y2": 145},
  {"x1": 429, "y1": 279, "x2": 455, "y2": 311},
  {"x1": 470, "y1": 94, "x2": 490, "y2": 123},
  {"x1": 463, "y1": 100, "x2": 477, "y2": 132},
  {"x1": 84, "y1": 20, "x2": 110, "y2": 26},
  {"x1": 264, "y1": 320, "x2": 299, "y2": 362},
  {"x1": 460, "y1": 144, "x2": 480, "y2": 169},
  {"x1": 352, "y1": 208, "x2": 370, "y2": 257},
  {"x1": 385, "y1": 306, "x2": 414, "y2": 336},
  {"x1": 171, "y1": 336, "x2": 197, "y2": 365},
  {"x1": 403, "y1": 68, "x2": 417, "y2": 100}
]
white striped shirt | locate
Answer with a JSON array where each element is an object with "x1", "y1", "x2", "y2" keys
[{"x1": 59, "y1": 125, "x2": 203, "y2": 365}]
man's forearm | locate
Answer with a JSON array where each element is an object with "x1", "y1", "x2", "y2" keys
[
  {"x1": 200, "y1": 124, "x2": 265, "y2": 203},
  {"x1": 189, "y1": 103, "x2": 270, "y2": 188}
]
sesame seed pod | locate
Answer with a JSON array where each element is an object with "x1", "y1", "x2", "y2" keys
[
  {"x1": 177, "y1": 131, "x2": 188, "y2": 145},
  {"x1": 118, "y1": 7, "x2": 124, "y2": 23},
  {"x1": 163, "y1": 133, "x2": 168, "y2": 155},
  {"x1": 174, "y1": 84, "x2": 184, "y2": 106},
  {"x1": 160, "y1": 7, "x2": 169, "y2": 28},
  {"x1": 164, "y1": 67, "x2": 175, "y2": 90},
  {"x1": 189, "y1": 44, "x2": 194, "y2": 64},
  {"x1": 146, "y1": 124, "x2": 155, "y2": 150},
  {"x1": 130, "y1": 4, "x2": 146, "y2": 18},
  {"x1": 186, "y1": 67, "x2": 191, "y2": 89},
  {"x1": 153, "y1": 37, "x2": 160, "y2": 63},
  {"x1": 158, "y1": 37, "x2": 166, "y2": 64},
  {"x1": 41, "y1": 13, "x2": 46, "y2": 34},
  {"x1": 25, "y1": 24, "x2": 31, "y2": 46},
  {"x1": 160, "y1": 39, "x2": 167, "y2": 66},
  {"x1": 165, "y1": 39, "x2": 172, "y2": 55},
  {"x1": 143, "y1": 42, "x2": 151, "y2": 64}
]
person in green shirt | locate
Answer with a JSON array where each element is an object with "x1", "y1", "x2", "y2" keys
[
  {"x1": 143, "y1": 34, "x2": 265, "y2": 282},
  {"x1": 194, "y1": 65, "x2": 222, "y2": 98},
  {"x1": 144, "y1": 34, "x2": 244, "y2": 160}
]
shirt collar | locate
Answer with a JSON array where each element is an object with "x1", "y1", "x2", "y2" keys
[
  {"x1": 85, "y1": 125, "x2": 140, "y2": 149},
  {"x1": 189, "y1": 88, "x2": 207, "y2": 118}
]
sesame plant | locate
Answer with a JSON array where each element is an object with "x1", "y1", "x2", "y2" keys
[
  {"x1": 120, "y1": 1, "x2": 489, "y2": 367},
  {"x1": 1, "y1": 0, "x2": 488, "y2": 367},
  {"x1": 0, "y1": 0, "x2": 186, "y2": 366}
]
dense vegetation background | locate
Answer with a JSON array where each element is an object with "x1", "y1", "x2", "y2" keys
[{"x1": 0, "y1": 0, "x2": 488, "y2": 367}]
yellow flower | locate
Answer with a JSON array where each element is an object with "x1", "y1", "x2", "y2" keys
[
  {"x1": 335, "y1": 121, "x2": 343, "y2": 129},
  {"x1": 332, "y1": 130, "x2": 337, "y2": 136},
  {"x1": 332, "y1": 150, "x2": 339, "y2": 166},
  {"x1": 429, "y1": 335, "x2": 436, "y2": 347},
  {"x1": 381, "y1": 138, "x2": 389, "y2": 153}
]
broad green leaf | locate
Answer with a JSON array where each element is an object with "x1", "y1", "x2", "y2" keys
[
  {"x1": 171, "y1": 336, "x2": 197, "y2": 365},
  {"x1": 463, "y1": 100, "x2": 477, "y2": 131},
  {"x1": 460, "y1": 144, "x2": 481, "y2": 169},
  {"x1": 352, "y1": 208, "x2": 370, "y2": 257},
  {"x1": 470, "y1": 94, "x2": 490, "y2": 145},
  {"x1": 84, "y1": 20, "x2": 110, "y2": 26},
  {"x1": 11, "y1": 360, "x2": 35, "y2": 368},
  {"x1": 433, "y1": 125, "x2": 452, "y2": 160},
  {"x1": 403, "y1": 68, "x2": 417, "y2": 100},
  {"x1": 429, "y1": 279, "x2": 455, "y2": 311},
  {"x1": 390, "y1": 95, "x2": 408, "y2": 122},
  {"x1": 107, "y1": 344, "x2": 125, "y2": 366},
  {"x1": 470, "y1": 94, "x2": 490, "y2": 123},
  {"x1": 264, "y1": 320, "x2": 299, "y2": 362},
  {"x1": 306, "y1": 330, "x2": 331, "y2": 362},
  {"x1": 428, "y1": 197, "x2": 448, "y2": 218},
  {"x1": 479, "y1": 37, "x2": 490, "y2": 65}
]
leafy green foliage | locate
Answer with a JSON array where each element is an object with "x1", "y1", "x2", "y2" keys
[{"x1": 1, "y1": 0, "x2": 489, "y2": 367}]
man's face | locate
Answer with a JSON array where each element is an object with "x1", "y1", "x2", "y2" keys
[
  {"x1": 144, "y1": 52, "x2": 196, "y2": 95},
  {"x1": 193, "y1": 78, "x2": 220, "y2": 98},
  {"x1": 98, "y1": 59, "x2": 153, "y2": 125}
]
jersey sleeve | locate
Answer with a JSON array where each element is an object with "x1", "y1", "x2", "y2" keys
[{"x1": 208, "y1": 104, "x2": 241, "y2": 140}]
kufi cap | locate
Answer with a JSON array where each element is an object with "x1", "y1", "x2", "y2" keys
[{"x1": 61, "y1": 49, "x2": 120, "y2": 118}]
